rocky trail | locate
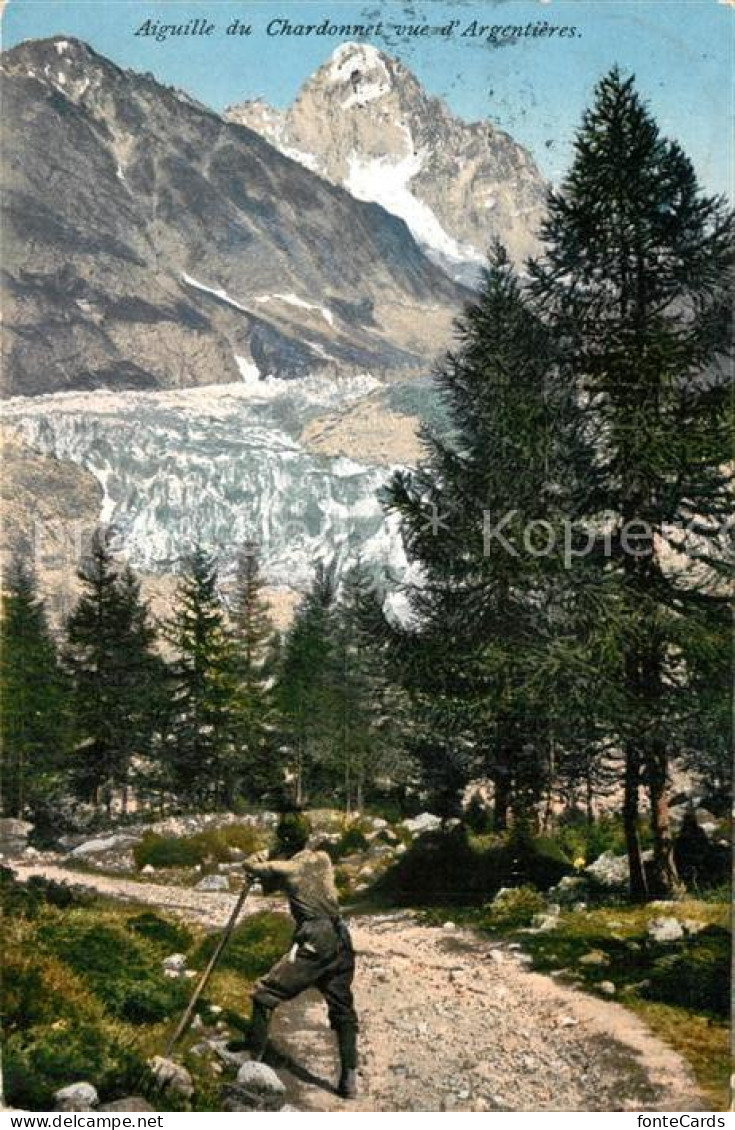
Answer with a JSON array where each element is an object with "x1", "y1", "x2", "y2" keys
[{"x1": 13, "y1": 862, "x2": 705, "y2": 1113}]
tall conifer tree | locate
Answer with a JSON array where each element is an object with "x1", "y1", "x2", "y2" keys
[
  {"x1": 229, "y1": 542, "x2": 280, "y2": 799},
  {"x1": 166, "y1": 546, "x2": 238, "y2": 808},
  {"x1": 1, "y1": 558, "x2": 68, "y2": 817},
  {"x1": 65, "y1": 530, "x2": 162, "y2": 812},
  {"x1": 529, "y1": 69, "x2": 733, "y2": 894}
]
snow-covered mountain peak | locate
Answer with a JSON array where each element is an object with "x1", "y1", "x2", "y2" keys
[{"x1": 226, "y1": 46, "x2": 547, "y2": 278}]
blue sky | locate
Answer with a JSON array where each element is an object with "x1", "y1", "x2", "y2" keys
[{"x1": 3, "y1": 1, "x2": 732, "y2": 196}]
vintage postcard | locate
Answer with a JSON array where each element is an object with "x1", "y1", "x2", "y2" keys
[{"x1": 1, "y1": 0, "x2": 732, "y2": 1115}]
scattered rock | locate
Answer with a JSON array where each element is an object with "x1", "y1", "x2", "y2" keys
[
  {"x1": 54, "y1": 1083, "x2": 98, "y2": 1111},
  {"x1": 0, "y1": 818, "x2": 34, "y2": 858},
  {"x1": 599, "y1": 981, "x2": 616, "y2": 995},
  {"x1": 443, "y1": 921, "x2": 456, "y2": 931},
  {"x1": 557, "y1": 1015, "x2": 579, "y2": 1028},
  {"x1": 236, "y1": 1061, "x2": 287, "y2": 1097},
  {"x1": 98, "y1": 1098, "x2": 155, "y2": 1112},
  {"x1": 585, "y1": 851, "x2": 629, "y2": 888},
  {"x1": 71, "y1": 834, "x2": 141, "y2": 856},
  {"x1": 163, "y1": 953, "x2": 187, "y2": 974},
  {"x1": 579, "y1": 949, "x2": 610, "y2": 967},
  {"x1": 682, "y1": 918, "x2": 706, "y2": 936},
  {"x1": 648, "y1": 916, "x2": 684, "y2": 943},
  {"x1": 148, "y1": 1057, "x2": 194, "y2": 1098},
  {"x1": 401, "y1": 812, "x2": 442, "y2": 836},
  {"x1": 210, "y1": 1039, "x2": 250, "y2": 1068},
  {"x1": 141, "y1": 864, "x2": 155, "y2": 874},
  {"x1": 195, "y1": 874, "x2": 230, "y2": 892}
]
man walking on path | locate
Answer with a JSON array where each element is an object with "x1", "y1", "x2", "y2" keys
[{"x1": 242, "y1": 814, "x2": 359, "y2": 1100}]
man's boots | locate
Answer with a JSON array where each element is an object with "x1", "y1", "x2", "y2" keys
[
  {"x1": 336, "y1": 1023, "x2": 358, "y2": 1099},
  {"x1": 248, "y1": 1000, "x2": 272, "y2": 1061}
]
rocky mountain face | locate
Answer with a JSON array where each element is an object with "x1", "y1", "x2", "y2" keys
[
  {"x1": 226, "y1": 42, "x2": 547, "y2": 280},
  {"x1": 2, "y1": 37, "x2": 537, "y2": 607},
  {"x1": 1, "y1": 36, "x2": 466, "y2": 397}
]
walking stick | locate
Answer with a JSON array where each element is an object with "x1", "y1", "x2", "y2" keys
[{"x1": 164, "y1": 877, "x2": 253, "y2": 1057}]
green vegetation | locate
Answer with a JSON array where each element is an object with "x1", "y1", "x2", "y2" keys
[
  {"x1": 126, "y1": 911, "x2": 194, "y2": 952},
  {"x1": 477, "y1": 886, "x2": 545, "y2": 931},
  {"x1": 376, "y1": 826, "x2": 571, "y2": 906},
  {"x1": 133, "y1": 824, "x2": 264, "y2": 870},
  {"x1": 0, "y1": 867, "x2": 290, "y2": 1111},
  {"x1": 192, "y1": 911, "x2": 292, "y2": 981}
]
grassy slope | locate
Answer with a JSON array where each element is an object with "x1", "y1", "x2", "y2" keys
[{"x1": 2, "y1": 875, "x2": 291, "y2": 1111}]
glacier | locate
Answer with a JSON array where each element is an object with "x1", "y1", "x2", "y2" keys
[{"x1": 4, "y1": 376, "x2": 411, "y2": 592}]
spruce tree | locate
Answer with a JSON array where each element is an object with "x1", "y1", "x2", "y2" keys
[
  {"x1": 529, "y1": 68, "x2": 733, "y2": 895},
  {"x1": 276, "y1": 561, "x2": 339, "y2": 805},
  {"x1": 166, "y1": 546, "x2": 239, "y2": 809},
  {"x1": 0, "y1": 558, "x2": 68, "y2": 817},
  {"x1": 228, "y1": 542, "x2": 280, "y2": 800},
  {"x1": 332, "y1": 562, "x2": 408, "y2": 812},
  {"x1": 65, "y1": 530, "x2": 162, "y2": 813},
  {"x1": 384, "y1": 249, "x2": 585, "y2": 826}
]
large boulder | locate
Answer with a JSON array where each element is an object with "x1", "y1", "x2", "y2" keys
[
  {"x1": 585, "y1": 850, "x2": 629, "y2": 889},
  {"x1": 54, "y1": 1083, "x2": 98, "y2": 1111},
  {"x1": 401, "y1": 812, "x2": 442, "y2": 836},
  {"x1": 0, "y1": 818, "x2": 33, "y2": 858},
  {"x1": 236, "y1": 1061, "x2": 287, "y2": 1097}
]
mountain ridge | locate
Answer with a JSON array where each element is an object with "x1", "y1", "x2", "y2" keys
[
  {"x1": 226, "y1": 41, "x2": 547, "y2": 279},
  {"x1": 1, "y1": 36, "x2": 467, "y2": 397}
]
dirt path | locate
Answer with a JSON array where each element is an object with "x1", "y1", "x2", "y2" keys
[{"x1": 13, "y1": 862, "x2": 705, "y2": 1113}]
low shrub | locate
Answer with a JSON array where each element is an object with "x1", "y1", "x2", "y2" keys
[
  {"x1": 1, "y1": 866, "x2": 93, "y2": 918},
  {"x1": 478, "y1": 886, "x2": 546, "y2": 932},
  {"x1": 327, "y1": 822, "x2": 371, "y2": 860},
  {"x1": 4, "y1": 1023, "x2": 146, "y2": 1110},
  {"x1": 126, "y1": 911, "x2": 193, "y2": 952},
  {"x1": 133, "y1": 824, "x2": 264, "y2": 871},
  {"x1": 134, "y1": 833, "x2": 203, "y2": 870},
  {"x1": 2, "y1": 944, "x2": 148, "y2": 1110},
  {"x1": 377, "y1": 824, "x2": 571, "y2": 906},
  {"x1": 463, "y1": 794, "x2": 493, "y2": 835},
  {"x1": 37, "y1": 918, "x2": 189, "y2": 1024},
  {"x1": 554, "y1": 813, "x2": 653, "y2": 866},
  {"x1": 674, "y1": 814, "x2": 730, "y2": 890},
  {"x1": 191, "y1": 911, "x2": 292, "y2": 980}
]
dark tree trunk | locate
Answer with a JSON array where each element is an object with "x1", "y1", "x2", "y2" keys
[{"x1": 623, "y1": 739, "x2": 647, "y2": 901}]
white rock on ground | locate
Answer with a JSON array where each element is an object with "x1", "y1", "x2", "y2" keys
[
  {"x1": 148, "y1": 1057, "x2": 194, "y2": 1098},
  {"x1": 236, "y1": 1061, "x2": 287, "y2": 1096},
  {"x1": 401, "y1": 813, "x2": 442, "y2": 835},
  {"x1": 163, "y1": 953, "x2": 187, "y2": 973},
  {"x1": 585, "y1": 851, "x2": 629, "y2": 888},
  {"x1": 648, "y1": 917, "x2": 685, "y2": 943},
  {"x1": 54, "y1": 1083, "x2": 98, "y2": 1111}
]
